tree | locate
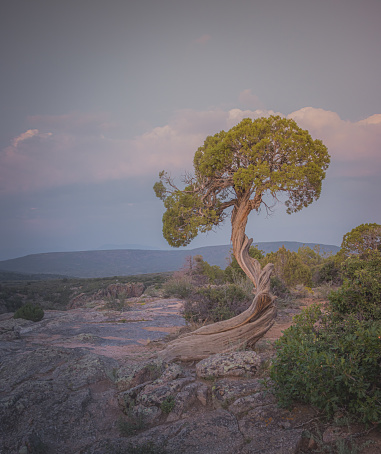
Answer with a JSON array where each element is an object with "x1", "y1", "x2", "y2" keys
[
  {"x1": 340, "y1": 223, "x2": 381, "y2": 257},
  {"x1": 225, "y1": 245, "x2": 264, "y2": 284},
  {"x1": 154, "y1": 116, "x2": 330, "y2": 360}
]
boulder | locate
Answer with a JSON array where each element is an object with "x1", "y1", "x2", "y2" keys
[{"x1": 196, "y1": 351, "x2": 262, "y2": 379}]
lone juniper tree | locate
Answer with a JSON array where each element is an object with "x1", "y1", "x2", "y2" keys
[{"x1": 154, "y1": 116, "x2": 329, "y2": 360}]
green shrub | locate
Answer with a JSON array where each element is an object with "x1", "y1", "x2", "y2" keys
[
  {"x1": 183, "y1": 284, "x2": 250, "y2": 323},
  {"x1": 262, "y1": 246, "x2": 312, "y2": 287},
  {"x1": 270, "y1": 305, "x2": 381, "y2": 424},
  {"x1": 270, "y1": 276, "x2": 292, "y2": 304},
  {"x1": 162, "y1": 273, "x2": 193, "y2": 299},
  {"x1": 329, "y1": 250, "x2": 381, "y2": 320},
  {"x1": 313, "y1": 259, "x2": 342, "y2": 285},
  {"x1": 192, "y1": 255, "x2": 225, "y2": 285},
  {"x1": 14, "y1": 303, "x2": 44, "y2": 322},
  {"x1": 160, "y1": 395, "x2": 176, "y2": 414}
]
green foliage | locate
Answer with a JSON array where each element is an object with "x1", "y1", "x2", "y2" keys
[
  {"x1": 155, "y1": 116, "x2": 329, "y2": 248},
  {"x1": 104, "y1": 296, "x2": 129, "y2": 311},
  {"x1": 314, "y1": 259, "x2": 342, "y2": 285},
  {"x1": 162, "y1": 273, "x2": 193, "y2": 299},
  {"x1": 160, "y1": 395, "x2": 176, "y2": 414},
  {"x1": 160, "y1": 185, "x2": 220, "y2": 247},
  {"x1": 271, "y1": 251, "x2": 381, "y2": 424},
  {"x1": 14, "y1": 303, "x2": 44, "y2": 322},
  {"x1": 329, "y1": 250, "x2": 381, "y2": 320},
  {"x1": 0, "y1": 273, "x2": 170, "y2": 314},
  {"x1": 297, "y1": 245, "x2": 324, "y2": 269},
  {"x1": 341, "y1": 223, "x2": 381, "y2": 257},
  {"x1": 262, "y1": 246, "x2": 312, "y2": 287},
  {"x1": 269, "y1": 276, "x2": 292, "y2": 303},
  {"x1": 192, "y1": 255, "x2": 225, "y2": 285},
  {"x1": 193, "y1": 117, "x2": 329, "y2": 213},
  {"x1": 270, "y1": 305, "x2": 381, "y2": 423},
  {"x1": 163, "y1": 255, "x2": 226, "y2": 299},
  {"x1": 270, "y1": 250, "x2": 381, "y2": 423},
  {"x1": 183, "y1": 284, "x2": 251, "y2": 323},
  {"x1": 0, "y1": 287, "x2": 24, "y2": 312},
  {"x1": 303, "y1": 426, "x2": 374, "y2": 454}
]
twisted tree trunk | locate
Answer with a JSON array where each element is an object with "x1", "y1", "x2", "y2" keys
[{"x1": 160, "y1": 196, "x2": 277, "y2": 362}]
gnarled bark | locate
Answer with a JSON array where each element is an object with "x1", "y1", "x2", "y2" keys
[{"x1": 160, "y1": 196, "x2": 277, "y2": 362}]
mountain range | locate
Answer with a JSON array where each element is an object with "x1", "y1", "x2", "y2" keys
[{"x1": 0, "y1": 242, "x2": 339, "y2": 279}]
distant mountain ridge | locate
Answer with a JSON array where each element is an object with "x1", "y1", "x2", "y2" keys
[
  {"x1": 96, "y1": 243, "x2": 161, "y2": 250},
  {"x1": 0, "y1": 242, "x2": 339, "y2": 279}
]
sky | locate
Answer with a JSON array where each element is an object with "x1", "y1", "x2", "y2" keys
[{"x1": 0, "y1": 0, "x2": 380, "y2": 260}]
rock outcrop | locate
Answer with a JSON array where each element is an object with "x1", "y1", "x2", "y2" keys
[
  {"x1": 0, "y1": 340, "x2": 317, "y2": 454},
  {"x1": 0, "y1": 300, "x2": 324, "y2": 454},
  {"x1": 69, "y1": 282, "x2": 144, "y2": 308},
  {"x1": 0, "y1": 346, "x2": 120, "y2": 453}
]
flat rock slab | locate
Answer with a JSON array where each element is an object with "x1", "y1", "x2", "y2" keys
[{"x1": 0, "y1": 298, "x2": 185, "y2": 359}]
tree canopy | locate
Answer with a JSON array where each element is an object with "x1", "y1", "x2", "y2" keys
[
  {"x1": 154, "y1": 115, "x2": 330, "y2": 251},
  {"x1": 341, "y1": 223, "x2": 381, "y2": 257}
]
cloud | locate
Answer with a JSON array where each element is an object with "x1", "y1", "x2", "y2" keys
[
  {"x1": 194, "y1": 34, "x2": 211, "y2": 45},
  {"x1": 1, "y1": 107, "x2": 380, "y2": 194},
  {"x1": 238, "y1": 89, "x2": 265, "y2": 110},
  {"x1": 12, "y1": 129, "x2": 40, "y2": 148},
  {"x1": 288, "y1": 107, "x2": 381, "y2": 177}
]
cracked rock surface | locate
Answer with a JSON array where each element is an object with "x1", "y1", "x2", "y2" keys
[{"x1": 0, "y1": 299, "x2": 317, "y2": 454}]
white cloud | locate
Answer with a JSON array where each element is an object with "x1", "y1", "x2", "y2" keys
[{"x1": 1, "y1": 107, "x2": 380, "y2": 194}]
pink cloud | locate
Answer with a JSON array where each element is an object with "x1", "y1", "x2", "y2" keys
[
  {"x1": 194, "y1": 34, "x2": 211, "y2": 45},
  {"x1": 1, "y1": 107, "x2": 380, "y2": 194},
  {"x1": 238, "y1": 89, "x2": 265, "y2": 110},
  {"x1": 12, "y1": 129, "x2": 40, "y2": 147},
  {"x1": 288, "y1": 107, "x2": 381, "y2": 177}
]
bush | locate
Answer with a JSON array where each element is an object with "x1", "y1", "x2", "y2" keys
[
  {"x1": 160, "y1": 395, "x2": 176, "y2": 414},
  {"x1": 14, "y1": 303, "x2": 44, "y2": 322},
  {"x1": 183, "y1": 284, "x2": 251, "y2": 323},
  {"x1": 270, "y1": 276, "x2": 292, "y2": 301},
  {"x1": 270, "y1": 304, "x2": 381, "y2": 424},
  {"x1": 162, "y1": 273, "x2": 194, "y2": 299},
  {"x1": 192, "y1": 255, "x2": 225, "y2": 285},
  {"x1": 329, "y1": 250, "x2": 381, "y2": 320},
  {"x1": 313, "y1": 259, "x2": 342, "y2": 285},
  {"x1": 262, "y1": 246, "x2": 312, "y2": 287}
]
